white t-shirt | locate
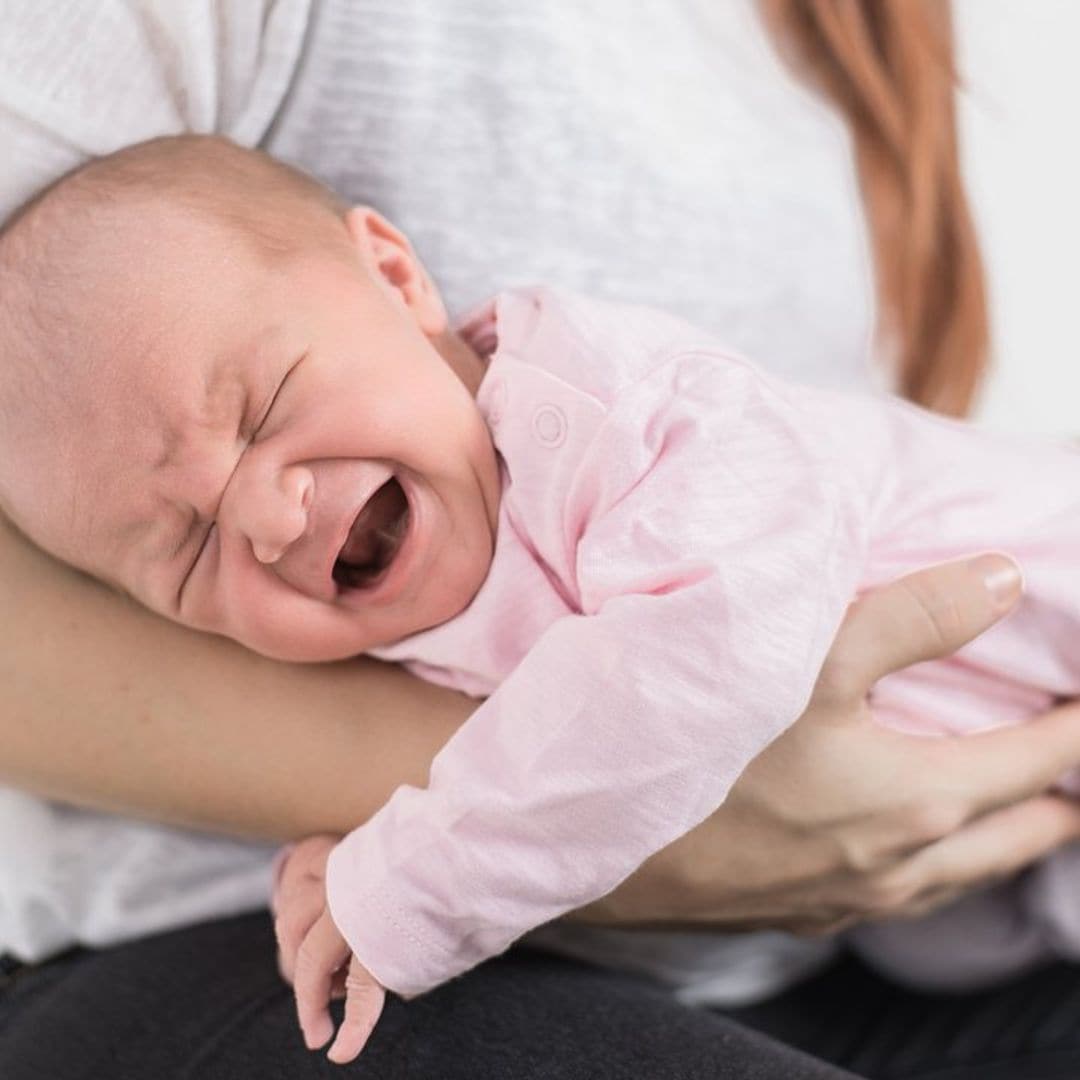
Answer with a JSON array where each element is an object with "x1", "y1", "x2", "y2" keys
[{"x1": 0, "y1": 0, "x2": 873, "y2": 992}]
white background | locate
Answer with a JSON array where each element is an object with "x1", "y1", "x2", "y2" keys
[{"x1": 955, "y1": 0, "x2": 1080, "y2": 437}]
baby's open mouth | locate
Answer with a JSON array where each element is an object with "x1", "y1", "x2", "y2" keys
[{"x1": 333, "y1": 477, "x2": 410, "y2": 589}]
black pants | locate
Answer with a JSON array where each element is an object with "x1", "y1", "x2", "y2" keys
[{"x1": 2, "y1": 913, "x2": 1079, "y2": 1080}]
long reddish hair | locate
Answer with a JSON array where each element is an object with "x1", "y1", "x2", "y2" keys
[{"x1": 762, "y1": 0, "x2": 988, "y2": 416}]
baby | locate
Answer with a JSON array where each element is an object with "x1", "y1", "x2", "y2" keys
[{"x1": 2, "y1": 135, "x2": 1080, "y2": 1063}]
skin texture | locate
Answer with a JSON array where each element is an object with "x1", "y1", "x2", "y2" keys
[
  {"x1": 3, "y1": 205, "x2": 501, "y2": 663},
  {"x1": 0, "y1": 510, "x2": 471, "y2": 839}
]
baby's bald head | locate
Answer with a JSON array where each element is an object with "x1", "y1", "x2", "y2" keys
[
  {"x1": 0, "y1": 135, "x2": 355, "y2": 563},
  {"x1": 1, "y1": 132, "x2": 349, "y2": 267},
  {"x1": 0, "y1": 136, "x2": 494, "y2": 661}
]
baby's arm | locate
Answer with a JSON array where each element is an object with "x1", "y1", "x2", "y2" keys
[{"x1": 325, "y1": 354, "x2": 871, "y2": 997}]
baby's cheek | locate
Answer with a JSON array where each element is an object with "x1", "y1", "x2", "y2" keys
[
  {"x1": 214, "y1": 578, "x2": 338, "y2": 661},
  {"x1": 423, "y1": 541, "x2": 492, "y2": 628},
  {"x1": 188, "y1": 528, "x2": 305, "y2": 649},
  {"x1": 179, "y1": 536, "x2": 363, "y2": 661}
]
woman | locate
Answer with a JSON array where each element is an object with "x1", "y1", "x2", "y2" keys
[{"x1": 2, "y1": 3, "x2": 1080, "y2": 1077}]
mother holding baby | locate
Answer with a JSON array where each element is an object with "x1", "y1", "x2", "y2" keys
[{"x1": 1, "y1": 3, "x2": 1079, "y2": 1078}]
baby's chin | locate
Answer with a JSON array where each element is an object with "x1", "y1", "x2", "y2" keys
[
  {"x1": 223, "y1": 625, "x2": 373, "y2": 665},
  {"x1": 201, "y1": 540, "x2": 494, "y2": 663},
  {"x1": 220, "y1": 596, "x2": 470, "y2": 664}
]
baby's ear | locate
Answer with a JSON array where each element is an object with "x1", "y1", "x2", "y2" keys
[{"x1": 344, "y1": 207, "x2": 447, "y2": 336}]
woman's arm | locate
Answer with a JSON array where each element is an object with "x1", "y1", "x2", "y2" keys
[
  {"x1": 6, "y1": 515, "x2": 1080, "y2": 929},
  {"x1": 0, "y1": 514, "x2": 473, "y2": 839}
]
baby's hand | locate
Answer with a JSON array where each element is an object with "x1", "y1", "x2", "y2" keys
[
  {"x1": 272, "y1": 835, "x2": 338, "y2": 985},
  {"x1": 272, "y1": 835, "x2": 387, "y2": 1064},
  {"x1": 293, "y1": 908, "x2": 387, "y2": 1063}
]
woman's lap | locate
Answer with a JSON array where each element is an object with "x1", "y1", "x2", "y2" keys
[
  {"x1": 0, "y1": 912, "x2": 854, "y2": 1080},
  {"x1": 6, "y1": 913, "x2": 1080, "y2": 1080},
  {"x1": 733, "y1": 950, "x2": 1080, "y2": 1080}
]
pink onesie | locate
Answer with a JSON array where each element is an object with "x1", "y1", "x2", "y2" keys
[{"x1": 325, "y1": 287, "x2": 1080, "y2": 997}]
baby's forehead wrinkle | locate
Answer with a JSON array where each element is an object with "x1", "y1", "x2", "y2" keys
[
  {"x1": 149, "y1": 415, "x2": 184, "y2": 474},
  {"x1": 200, "y1": 354, "x2": 247, "y2": 432},
  {"x1": 148, "y1": 352, "x2": 243, "y2": 475}
]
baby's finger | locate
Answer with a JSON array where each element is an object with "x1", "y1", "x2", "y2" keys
[
  {"x1": 274, "y1": 889, "x2": 328, "y2": 984},
  {"x1": 327, "y1": 957, "x2": 386, "y2": 1065},
  {"x1": 273, "y1": 836, "x2": 339, "y2": 919},
  {"x1": 293, "y1": 913, "x2": 351, "y2": 1050}
]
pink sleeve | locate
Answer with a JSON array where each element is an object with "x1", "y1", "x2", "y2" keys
[{"x1": 326, "y1": 354, "x2": 870, "y2": 997}]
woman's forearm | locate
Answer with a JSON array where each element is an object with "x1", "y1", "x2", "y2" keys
[
  {"x1": 8, "y1": 517, "x2": 1072, "y2": 937},
  {"x1": 0, "y1": 515, "x2": 472, "y2": 840}
]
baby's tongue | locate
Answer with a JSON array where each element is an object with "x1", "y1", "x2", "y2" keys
[{"x1": 339, "y1": 481, "x2": 404, "y2": 566}]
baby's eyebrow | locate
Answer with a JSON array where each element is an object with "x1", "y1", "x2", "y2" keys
[
  {"x1": 143, "y1": 327, "x2": 285, "y2": 559},
  {"x1": 109, "y1": 506, "x2": 178, "y2": 564},
  {"x1": 150, "y1": 358, "x2": 244, "y2": 475},
  {"x1": 149, "y1": 420, "x2": 185, "y2": 475}
]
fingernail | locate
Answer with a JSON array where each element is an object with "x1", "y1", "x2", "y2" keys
[{"x1": 972, "y1": 554, "x2": 1023, "y2": 610}]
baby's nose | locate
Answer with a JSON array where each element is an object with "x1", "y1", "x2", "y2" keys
[{"x1": 247, "y1": 466, "x2": 315, "y2": 565}]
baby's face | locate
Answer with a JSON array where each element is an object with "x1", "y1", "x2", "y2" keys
[{"x1": 13, "y1": 208, "x2": 501, "y2": 661}]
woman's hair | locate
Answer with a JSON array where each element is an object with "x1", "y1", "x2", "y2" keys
[{"x1": 763, "y1": 0, "x2": 987, "y2": 417}]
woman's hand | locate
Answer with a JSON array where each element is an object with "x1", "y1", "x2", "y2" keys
[{"x1": 577, "y1": 555, "x2": 1080, "y2": 935}]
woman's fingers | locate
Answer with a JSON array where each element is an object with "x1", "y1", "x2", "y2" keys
[
  {"x1": 844, "y1": 794, "x2": 1080, "y2": 927},
  {"x1": 857, "y1": 701, "x2": 1080, "y2": 863},
  {"x1": 293, "y1": 911, "x2": 351, "y2": 1050},
  {"x1": 327, "y1": 957, "x2": 386, "y2": 1065},
  {"x1": 792, "y1": 796, "x2": 1080, "y2": 930},
  {"x1": 816, "y1": 554, "x2": 1022, "y2": 705},
  {"x1": 947, "y1": 700, "x2": 1080, "y2": 816}
]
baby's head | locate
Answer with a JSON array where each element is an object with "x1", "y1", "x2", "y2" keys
[{"x1": 0, "y1": 135, "x2": 500, "y2": 661}]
